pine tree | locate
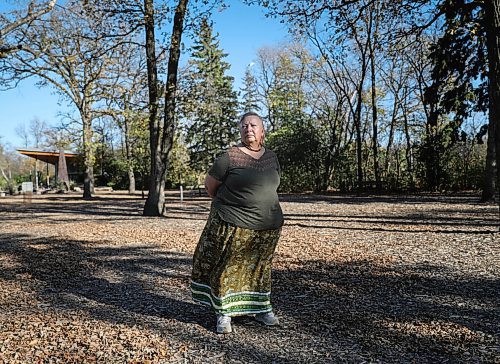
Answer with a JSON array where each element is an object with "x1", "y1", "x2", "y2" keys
[
  {"x1": 422, "y1": 1, "x2": 498, "y2": 198},
  {"x1": 241, "y1": 64, "x2": 260, "y2": 113},
  {"x1": 180, "y1": 19, "x2": 239, "y2": 172}
]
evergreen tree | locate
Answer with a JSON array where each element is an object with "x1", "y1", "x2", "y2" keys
[
  {"x1": 422, "y1": 1, "x2": 499, "y2": 199},
  {"x1": 180, "y1": 19, "x2": 239, "y2": 172},
  {"x1": 268, "y1": 49, "x2": 307, "y2": 130},
  {"x1": 241, "y1": 64, "x2": 260, "y2": 113}
]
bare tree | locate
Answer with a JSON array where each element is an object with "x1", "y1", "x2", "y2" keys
[
  {"x1": 79, "y1": 0, "x2": 220, "y2": 212},
  {"x1": 0, "y1": 0, "x2": 56, "y2": 58},
  {"x1": 1, "y1": 2, "x2": 126, "y2": 198},
  {"x1": 142, "y1": 0, "x2": 189, "y2": 216},
  {"x1": 307, "y1": 59, "x2": 354, "y2": 190},
  {"x1": 366, "y1": 2, "x2": 381, "y2": 189},
  {"x1": 15, "y1": 124, "x2": 30, "y2": 148},
  {"x1": 0, "y1": 143, "x2": 15, "y2": 194},
  {"x1": 254, "y1": 47, "x2": 283, "y2": 131},
  {"x1": 98, "y1": 37, "x2": 149, "y2": 195}
]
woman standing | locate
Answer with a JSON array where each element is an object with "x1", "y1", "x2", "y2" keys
[{"x1": 190, "y1": 111, "x2": 284, "y2": 334}]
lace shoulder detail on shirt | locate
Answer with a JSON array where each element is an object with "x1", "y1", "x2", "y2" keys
[{"x1": 228, "y1": 147, "x2": 278, "y2": 172}]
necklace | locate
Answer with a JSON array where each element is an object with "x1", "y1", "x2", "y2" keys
[{"x1": 243, "y1": 143, "x2": 262, "y2": 152}]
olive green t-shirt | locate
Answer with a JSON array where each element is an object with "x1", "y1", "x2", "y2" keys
[{"x1": 208, "y1": 147, "x2": 284, "y2": 230}]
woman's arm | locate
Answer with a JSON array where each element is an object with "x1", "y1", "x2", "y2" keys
[{"x1": 205, "y1": 174, "x2": 222, "y2": 198}]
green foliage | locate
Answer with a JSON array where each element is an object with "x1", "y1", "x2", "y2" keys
[
  {"x1": 241, "y1": 65, "x2": 260, "y2": 113},
  {"x1": 94, "y1": 151, "x2": 129, "y2": 189},
  {"x1": 0, "y1": 178, "x2": 9, "y2": 192},
  {"x1": 179, "y1": 19, "x2": 239, "y2": 173},
  {"x1": 0, "y1": 140, "x2": 30, "y2": 194},
  {"x1": 266, "y1": 121, "x2": 325, "y2": 192},
  {"x1": 2, "y1": 1, "x2": 489, "y2": 195},
  {"x1": 414, "y1": 124, "x2": 485, "y2": 191},
  {"x1": 425, "y1": 2, "x2": 488, "y2": 121},
  {"x1": 166, "y1": 134, "x2": 198, "y2": 188},
  {"x1": 127, "y1": 112, "x2": 150, "y2": 183},
  {"x1": 421, "y1": 2, "x2": 491, "y2": 193},
  {"x1": 442, "y1": 144, "x2": 485, "y2": 191}
]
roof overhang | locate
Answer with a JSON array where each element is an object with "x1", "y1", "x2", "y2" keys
[{"x1": 17, "y1": 149, "x2": 78, "y2": 165}]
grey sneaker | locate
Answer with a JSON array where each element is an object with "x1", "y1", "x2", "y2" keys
[
  {"x1": 255, "y1": 311, "x2": 279, "y2": 326},
  {"x1": 216, "y1": 314, "x2": 232, "y2": 334}
]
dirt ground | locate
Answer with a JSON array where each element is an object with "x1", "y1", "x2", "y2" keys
[{"x1": 0, "y1": 191, "x2": 498, "y2": 363}]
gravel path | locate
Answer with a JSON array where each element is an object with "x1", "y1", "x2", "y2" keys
[{"x1": 0, "y1": 191, "x2": 498, "y2": 363}]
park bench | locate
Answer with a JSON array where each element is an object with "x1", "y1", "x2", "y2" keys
[
  {"x1": 185, "y1": 184, "x2": 206, "y2": 197},
  {"x1": 94, "y1": 186, "x2": 114, "y2": 192},
  {"x1": 359, "y1": 180, "x2": 387, "y2": 191}
]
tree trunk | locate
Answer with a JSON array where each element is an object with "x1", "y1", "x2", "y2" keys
[
  {"x1": 8, "y1": 168, "x2": 14, "y2": 195},
  {"x1": 493, "y1": 0, "x2": 500, "y2": 209},
  {"x1": 385, "y1": 94, "x2": 398, "y2": 179},
  {"x1": 82, "y1": 110, "x2": 94, "y2": 199},
  {"x1": 143, "y1": 0, "x2": 161, "y2": 215},
  {"x1": 123, "y1": 107, "x2": 136, "y2": 194},
  {"x1": 368, "y1": 6, "x2": 381, "y2": 191},
  {"x1": 484, "y1": 0, "x2": 500, "y2": 208},
  {"x1": 370, "y1": 57, "x2": 380, "y2": 190},
  {"x1": 128, "y1": 168, "x2": 136, "y2": 194},
  {"x1": 351, "y1": 11, "x2": 371, "y2": 191},
  {"x1": 424, "y1": 114, "x2": 440, "y2": 191},
  {"x1": 413, "y1": 46, "x2": 440, "y2": 191},
  {"x1": 143, "y1": 0, "x2": 188, "y2": 216},
  {"x1": 160, "y1": 0, "x2": 188, "y2": 185},
  {"x1": 354, "y1": 64, "x2": 367, "y2": 190},
  {"x1": 321, "y1": 106, "x2": 342, "y2": 191},
  {"x1": 402, "y1": 105, "x2": 415, "y2": 190},
  {"x1": 481, "y1": 119, "x2": 496, "y2": 201},
  {"x1": 354, "y1": 96, "x2": 364, "y2": 189}
]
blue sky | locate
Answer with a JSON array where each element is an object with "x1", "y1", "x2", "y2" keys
[{"x1": 0, "y1": 1, "x2": 289, "y2": 148}]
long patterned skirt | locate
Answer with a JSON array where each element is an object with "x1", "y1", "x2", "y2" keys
[{"x1": 190, "y1": 209, "x2": 281, "y2": 317}]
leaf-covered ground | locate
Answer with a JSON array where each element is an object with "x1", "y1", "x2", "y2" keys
[{"x1": 0, "y1": 191, "x2": 498, "y2": 363}]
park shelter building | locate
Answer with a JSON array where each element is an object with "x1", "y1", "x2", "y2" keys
[{"x1": 17, "y1": 148, "x2": 78, "y2": 190}]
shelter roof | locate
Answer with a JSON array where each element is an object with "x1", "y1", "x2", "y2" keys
[{"x1": 17, "y1": 148, "x2": 78, "y2": 165}]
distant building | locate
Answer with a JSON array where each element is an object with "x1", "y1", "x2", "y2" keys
[{"x1": 17, "y1": 148, "x2": 79, "y2": 189}]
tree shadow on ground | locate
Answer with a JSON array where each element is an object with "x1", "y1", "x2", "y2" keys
[
  {"x1": 287, "y1": 222, "x2": 495, "y2": 234},
  {"x1": 1, "y1": 231, "x2": 498, "y2": 363},
  {"x1": 285, "y1": 212, "x2": 498, "y2": 225},
  {"x1": 2, "y1": 193, "x2": 495, "y2": 230},
  {"x1": 0, "y1": 192, "x2": 498, "y2": 362},
  {"x1": 279, "y1": 192, "x2": 496, "y2": 206},
  {"x1": 0, "y1": 196, "x2": 210, "y2": 223},
  {"x1": 283, "y1": 211, "x2": 498, "y2": 234},
  {"x1": 271, "y1": 257, "x2": 499, "y2": 363},
  {"x1": 0, "y1": 233, "x2": 298, "y2": 363},
  {"x1": 0, "y1": 199, "x2": 144, "y2": 219}
]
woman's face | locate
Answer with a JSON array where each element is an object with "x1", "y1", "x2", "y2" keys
[{"x1": 240, "y1": 116, "x2": 264, "y2": 146}]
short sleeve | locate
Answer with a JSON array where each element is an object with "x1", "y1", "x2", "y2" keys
[{"x1": 208, "y1": 152, "x2": 229, "y2": 181}]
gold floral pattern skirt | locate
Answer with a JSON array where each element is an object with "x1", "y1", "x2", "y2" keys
[{"x1": 191, "y1": 209, "x2": 281, "y2": 316}]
